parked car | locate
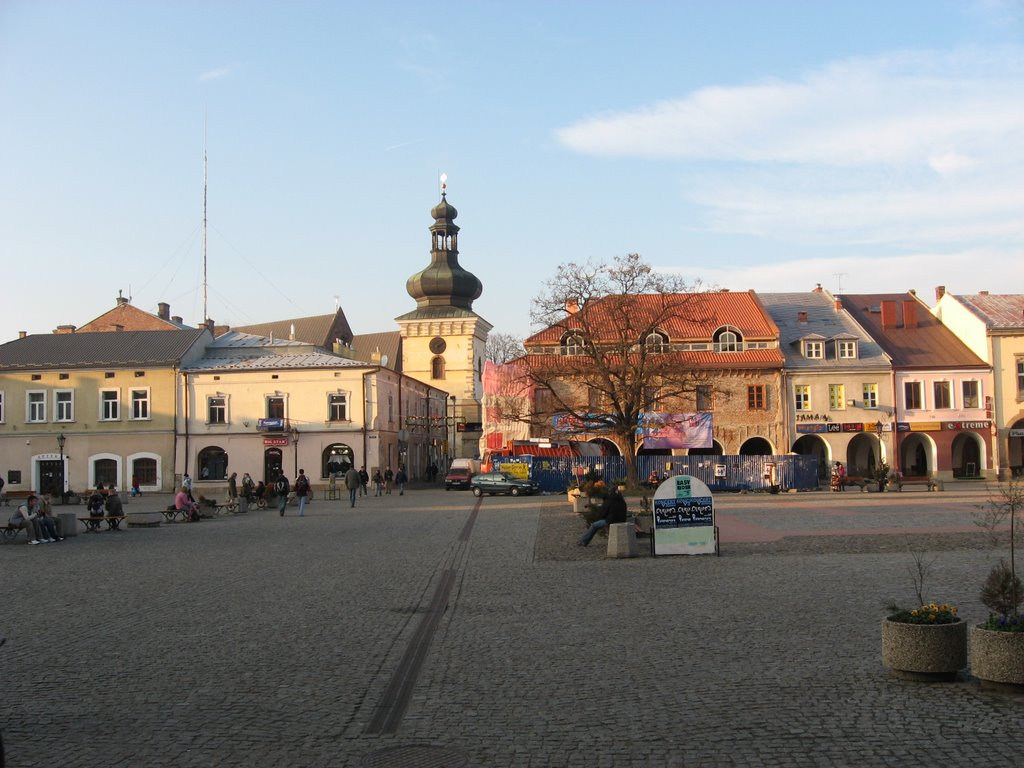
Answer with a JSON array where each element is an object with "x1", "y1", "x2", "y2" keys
[
  {"x1": 470, "y1": 471, "x2": 538, "y2": 497},
  {"x1": 445, "y1": 467, "x2": 474, "y2": 490}
]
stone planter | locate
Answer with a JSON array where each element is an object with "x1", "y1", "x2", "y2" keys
[
  {"x1": 572, "y1": 495, "x2": 588, "y2": 514},
  {"x1": 970, "y1": 625, "x2": 1024, "y2": 690},
  {"x1": 881, "y1": 617, "x2": 967, "y2": 681}
]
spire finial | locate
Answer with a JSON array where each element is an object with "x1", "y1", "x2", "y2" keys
[{"x1": 440, "y1": 172, "x2": 447, "y2": 198}]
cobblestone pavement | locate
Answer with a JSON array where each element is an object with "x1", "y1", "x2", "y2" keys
[{"x1": 4, "y1": 485, "x2": 1023, "y2": 767}]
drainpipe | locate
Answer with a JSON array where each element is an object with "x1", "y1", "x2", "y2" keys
[
  {"x1": 890, "y1": 374, "x2": 900, "y2": 475},
  {"x1": 182, "y1": 369, "x2": 189, "y2": 486}
]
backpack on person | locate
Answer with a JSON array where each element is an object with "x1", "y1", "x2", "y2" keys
[
  {"x1": 295, "y1": 475, "x2": 309, "y2": 495},
  {"x1": 275, "y1": 476, "x2": 289, "y2": 496}
]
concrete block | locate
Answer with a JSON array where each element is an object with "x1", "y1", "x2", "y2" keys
[
  {"x1": 57, "y1": 512, "x2": 77, "y2": 538},
  {"x1": 606, "y1": 522, "x2": 638, "y2": 558}
]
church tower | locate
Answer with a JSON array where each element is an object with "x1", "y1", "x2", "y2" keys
[{"x1": 397, "y1": 181, "x2": 491, "y2": 461}]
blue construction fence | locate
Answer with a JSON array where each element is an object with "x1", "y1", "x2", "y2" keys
[{"x1": 491, "y1": 454, "x2": 821, "y2": 493}]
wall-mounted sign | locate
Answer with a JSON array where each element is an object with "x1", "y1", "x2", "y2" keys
[
  {"x1": 945, "y1": 421, "x2": 991, "y2": 430},
  {"x1": 796, "y1": 423, "x2": 828, "y2": 433},
  {"x1": 263, "y1": 437, "x2": 288, "y2": 446},
  {"x1": 1009, "y1": 429, "x2": 1024, "y2": 438},
  {"x1": 257, "y1": 418, "x2": 285, "y2": 431},
  {"x1": 841, "y1": 422, "x2": 865, "y2": 432}
]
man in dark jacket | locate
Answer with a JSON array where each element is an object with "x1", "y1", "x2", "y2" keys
[{"x1": 578, "y1": 487, "x2": 628, "y2": 546}]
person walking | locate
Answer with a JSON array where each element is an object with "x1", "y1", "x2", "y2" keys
[
  {"x1": 358, "y1": 466, "x2": 369, "y2": 497},
  {"x1": 384, "y1": 466, "x2": 394, "y2": 495},
  {"x1": 344, "y1": 465, "x2": 361, "y2": 508},
  {"x1": 131, "y1": 474, "x2": 142, "y2": 497},
  {"x1": 372, "y1": 469, "x2": 384, "y2": 497},
  {"x1": 294, "y1": 469, "x2": 310, "y2": 516},
  {"x1": 228, "y1": 472, "x2": 238, "y2": 501},
  {"x1": 183, "y1": 473, "x2": 194, "y2": 502},
  {"x1": 395, "y1": 465, "x2": 408, "y2": 495},
  {"x1": 274, "y1": 473, "x2": 290, "y2": 516}
]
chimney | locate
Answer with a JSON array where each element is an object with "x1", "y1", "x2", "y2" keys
[
  {"x1": 979, "y1": 290, "x2": 989, "y2": 296},
  {"x1": 53, "y1": 324, "x2": 76, "y2": 334},
  {"x1": 157, "y1": 302, "x2": 170, "y2": 320},
  {"x1": 371, "y1": 346, "x2": 382, "y2": 364},
  {"x1": 902, "y1": 300, "x2": 918, "y2": 328},
  {"x1": 289, "y1": 323, "x2": 296, "y2": 341},
  {"x1": 18, "y1": 330, "x2": 27, "y2": 339},
  {"x1": 834, "y1": 299, "x2": 841, "y2": 311},
  {"x1": 332, "y1": 340, "x2": 343, "y2": 355},
  {"x1": 116, "y1": 290, "x2": 129, "y2": 306},
  {"x1": 171, "y1": 315, "x2": 182, "y2": 325},
  {"x1": 880, "y1": 300, "x2": 898, "y2": 328},
  {"x1": 565, "y1": 298, "x2": 580, "y2": 315},
  {"x1": 813, "y1": 283, "x2": 823, "y2": 293},
  {"x1": 205, "y1": 318, "x2": 215, "y2": 332},
  {"x1": 935, "y1": 285, "x2": 945, "y2": 303},
  {"x1": 797, "y1": 311, "x2": 808, "y2": 323}
]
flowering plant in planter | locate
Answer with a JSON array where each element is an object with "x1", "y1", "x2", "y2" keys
[
  {"x1": 887, "y1": 602, "x2": 959, "y2": 625},
  {"x1": 580, "y1": 479, "x2": 608, "y2": 499}
]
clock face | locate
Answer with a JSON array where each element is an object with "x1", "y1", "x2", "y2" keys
[{"x1": 429, "y1": 336, "x2": 447, "y2": 354}]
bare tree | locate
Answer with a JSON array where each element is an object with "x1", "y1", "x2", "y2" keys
[
  {"x1": 485, "y1": 332, "x2": 526, "y2": 364},
  {"x1": 523, "y1": 253, "x2": 711, "y2": 483}
]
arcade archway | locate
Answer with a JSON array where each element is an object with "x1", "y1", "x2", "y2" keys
[
  {"x1": 739, "y1": 437, "x2": 774, "y2": 455},
  {"x1": 900, "y1": 433, "x2": 936, "y2": 477},
  {"x1": 792, "y1": 434, "x2": 830, "y2": 481}
]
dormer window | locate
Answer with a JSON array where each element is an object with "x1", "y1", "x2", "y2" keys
[
  {"x1": 713, "y1": 326, "x2": 742, "y2": 353},
  {"x1": 562, "y1": 334, "x2": 587, "y2": 356},
  {"x1": 644, "y1": 331, "x2": 668, "y2": 354},
  {"x1": 804, "y1": 340, "x2": 824, "y2": 359},
  {"x1": 837, "y1": 340, "x2": 858, "y2": 359}
]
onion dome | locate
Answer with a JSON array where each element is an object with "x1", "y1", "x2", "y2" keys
[{"x1": 406, "y1": 192, "x2": 483, "y2": 311}]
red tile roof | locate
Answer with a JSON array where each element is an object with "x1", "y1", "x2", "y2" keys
[
  {"x1": 521, "y1": 348, "x2": 783, "y2": 371},
  {"x1": 526, "y1": 290, "x2": 779, "y2": 345}
]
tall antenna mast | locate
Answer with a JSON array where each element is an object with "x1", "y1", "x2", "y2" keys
[{"x1": 202, "y1": 113, "x2": 209, "y2": 324}]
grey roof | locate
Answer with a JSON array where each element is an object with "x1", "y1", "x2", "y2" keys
[
  {"x1": 0, "y1": 329, "x2": 209, "y2": 370},
  {"x1": 954, "y1": 294, "x2": 1024, "y2": 330},
  {"x1": 185, "y1": 331, "x2": 369, "y2": 372},
  {"x1": 758, "y1": 292, "x2": 889, "y2": 370}
]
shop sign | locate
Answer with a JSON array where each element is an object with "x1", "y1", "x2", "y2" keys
[
  {"x1": 907, "y1": 422, "x2": 943, "y2": 432},
  {"x1": 1010, "y1": 429, "x2": 1024, "y2": 438},
  {"x1": 841, "y1": 423, "x2": 865, "y2": 432},
  {"x1": 945, "y1": 421, "x2": 991, "y2": 430},
  {"x1": 263, "y1": 437, "x2": 288, "y2": 446},
  {"x1": 796, "y1": 423, "x2": 827, "y2": 433}
]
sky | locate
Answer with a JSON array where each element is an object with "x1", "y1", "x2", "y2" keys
[{"x1": 2, "y1": 1, "x2": 1022, "y2": 346}]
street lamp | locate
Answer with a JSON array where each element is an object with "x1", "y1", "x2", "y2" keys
[
  {"x1": 875, "y1": 420, "x2": 884, "y2": 490},
  {"x1": 290, "y1": 427, "x2": 299, "y2": 476},
  {"x1": 449, "y1": 395, "x2": 457, "y2": 465},
  {"x1": 57, "y1": 433, "x2": 66, "y2": 502}
]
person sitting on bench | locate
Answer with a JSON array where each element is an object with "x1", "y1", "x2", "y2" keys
[
  {"x1": 88, "y1": 488, "x2": 106, "y2": 519},
  {"x1": 105, "y1": 487, "x2": 124, "y2": 519},
  {"x1": 578, "y1": 487, "x2": 628, "y2": 547},
  {"x1": 174, "y1": 486, "x2": 201, "y2": 522}
]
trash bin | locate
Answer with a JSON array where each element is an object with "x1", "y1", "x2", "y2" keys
[{"x1": 58, "y1": 511, "x2": 78, "y2": 538}]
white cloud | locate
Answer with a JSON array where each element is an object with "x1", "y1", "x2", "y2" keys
[
  {"x1": 199, "y1": 66, "x2": 231, "y2": 82},
  {"x1": 557, "y1": 46, "x2": 1024, "y2": 251}
]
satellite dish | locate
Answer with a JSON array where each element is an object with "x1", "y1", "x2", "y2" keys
[{"x1": 381, "y1": 354, "x2": 389, "y2": 367}]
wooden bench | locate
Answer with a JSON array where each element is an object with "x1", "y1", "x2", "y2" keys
[
  {"x1": 892, "y1": 476, "x2": 943, "y2": 492},
  {"x1": 0, "y1": 490, "x2": 33, "y2": 506},
  {"x1": 78, "y1": 515, "x2": 125, "y2": 532},
  {"x1": 161, "y1": 507, "x2": 192, "y2": 523},
  {"x1": 1, "y1": 524, "x2": 25, "y2": 543}
]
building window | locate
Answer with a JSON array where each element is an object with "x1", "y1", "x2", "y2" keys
[
  {"x1": 431, "y1": 356, "x2": 445, "y2": 379},
  {"x1": 1018, "y1": 360, "x2": 1024, "y2": 395},
  {"x1": 94, "y1": 458, "x2": 117, "y2": 488},
  {"x1": 862, "y1": 383, "x2": 878, "y2": 409},
  {"x1": 329, "y1": 393, "x2": 348, "y2": 421},
  {"x1": 130, "y1": 388, "x2": 150, "y2": 420},
  {"x1": 208, "y1": 396, "x2": 227, "y2": 424},
  {"x1": 533, "y1": 388, "x2": 553, "y2": 416},
  {"x1": 837, "y1": 340, "x2": 858, "y2": 359},
  {"x1": 748, "y1": 385, "x2": 767, "y2": 410},
  {"x1": 804, "y1": 341, "x2": 824, "y2": 359},
  {"x1": 794, "y1": 384, "x2": 810, "y2": 411},
  {"x1": 933, "y1": 381, "x2": 951, "y2": 409},
  {"x1": 644, "y1": 332, "x2": 667, "y2": 353},
  {"x1": 828, "y1": 384, "x2": 845, "y2": 410},
  {"x1": 388, "y1": 394, "x2": 394, "y2": 425},
  {"x1": 562, "y1": 334, "x2": 586, "y2": 356},
  {"x1": 588, "y1": 387, "x2": 603, "y2": 410},
  {"x1": 962, "y1": 381, "x2": 979, "y2": 409},
  {"x1": 904, "y1": 381, "x2": 923, "y2": 410},
  {"x1": 267, "y1": 396, "x2": 285, "y2": 419},
  {"x1": 197, "y1": 446, "x2": 228, "y2": 480},
  {"x1": 100, "y1": 390, "x2": 120, "y2": 420},
  {"x1": 697, "y1": 385, "x2": 714, "y2": 412},
  {"x1": 27, "y1": 391, "x2": 46, "y2": 422},
  {"x1": 54, "y1": 390, "x2": 74, "y2": 422},
  {"x1": 133, "y1": 457, "x2": 157, "y2": 486},
  {"x1": 713, "y1": 326, "x2": 742, "y2": 353}
]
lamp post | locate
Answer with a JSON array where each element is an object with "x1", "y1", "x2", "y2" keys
[
  {"x1": 290, "y1": 427, "x2": 299, "y2": 477},
  {"x1": 449, "y1": 395, "x2": 457, "y2": 466},
  {"x1": 57, "y1": 433, "x2": 66, "y2": 502},
  {"x1": 875, "y1": 420, "x2": 885, "y2": 491}
]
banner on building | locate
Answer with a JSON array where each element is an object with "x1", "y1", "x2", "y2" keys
[
  {"x1": 636, "y1": 412, "x2": 713, "y2": 449},
  {"x1": 480, "y1": 361, "x2": 534, "y2": 455},
  {"x1": 551, "y1": 412, "x2": 617, "y2": 433}
]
